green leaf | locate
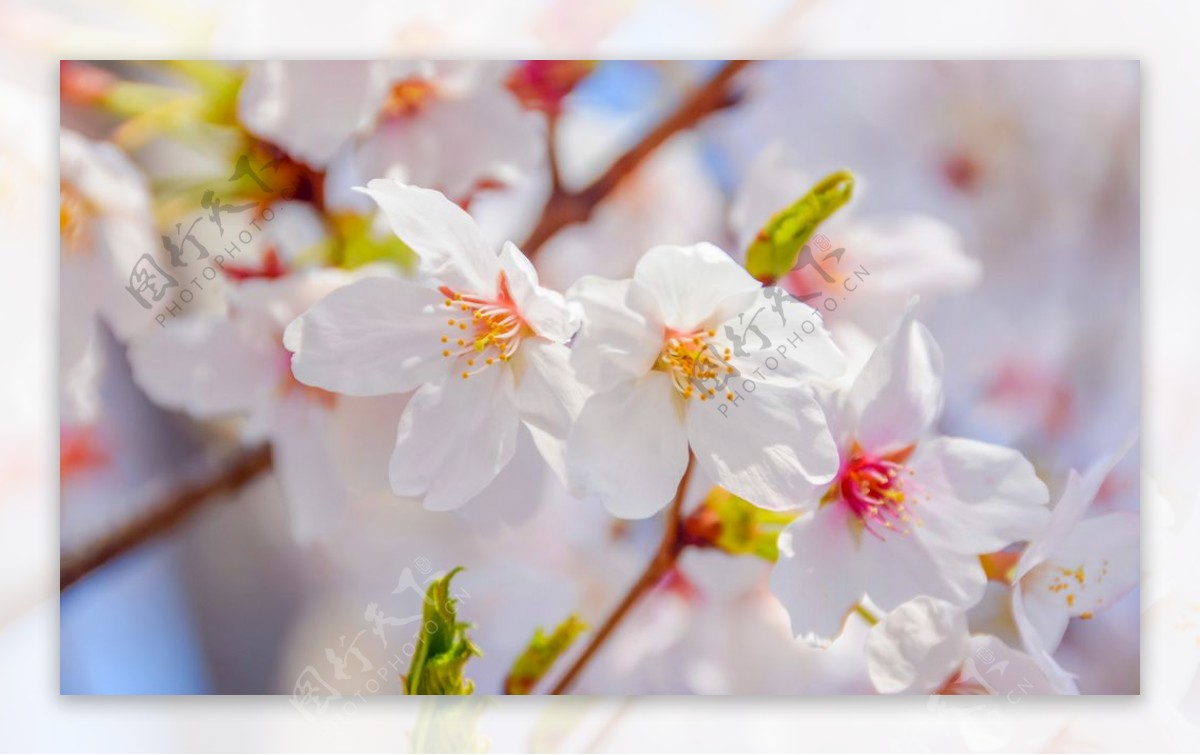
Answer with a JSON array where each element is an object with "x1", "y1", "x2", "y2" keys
[
  {"x1": 743, "y1": 170, "x2": 855, "y2": 283},
  {"x1": 697, "y1": 488, "x2": 799, "y2": 562},
  {"x1": 403, "y1": 567, "x2": 482, "y2": 695},
  {"x1": 503, "y1": 614, "x2": 588, "y2": 695},
  {"x1": 331, "y1": 212, "x2": 417, "y2": 272}
]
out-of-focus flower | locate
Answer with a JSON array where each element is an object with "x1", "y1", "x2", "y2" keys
[
  {"x1": 769, "y1": 307, "x2": 1049, "y2": 645},
  {"x1": 60, "y1": 130, "x2": 165, "y2": 376},
  {"x1": 130, "y1": 270, "x2": 354, "y2": 542},
  {"x1": 1010, "y1": 439, "x2": 1139, "y2": 692},
  {"x1": 285, "y1": 182, "x2": 584, "y2": 512},
  {"x1": 730, "y1": 142, "x2": 981, "y2": 351},
  {"x1": 566, "y1": 243, "x2": 845, "y2": 518},
  {"x1": 866, "y1": 596, "x2": 1066, "y2": 695},
  {"x1": 506, "y1": 60, "x2": 596, "y2": 114},
  {"x1": 238, "y1": 61, "x2": 541, "y2": 200}
]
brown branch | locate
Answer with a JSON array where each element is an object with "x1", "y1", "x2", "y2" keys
[
  {"x1": 523, "y1": 60, "x2": 752, "y2": 257},
  {"x1": 549, "y1": 453, "x2": 695, "y2": 694},
  {"x1": 60, "y1": 445, "x2": 273, "y2": 592},
  {"x1": 545, "y1": 111, "x2": 564, "y2": 195}
]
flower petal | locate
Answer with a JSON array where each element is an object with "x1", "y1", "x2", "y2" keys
[
  {"x1": 355, "y1": 84, "x2": 540, "y2": 200},
  {"x1": 633, "y1": 243, "x2": 761, "y2": 331},
  {"x1": 389, "y1": 366, "x2": 519, "y2": 511},
  {"x1": 955, "y1": 635, "x2": 1070, "y2": 695},
  {"x1": 847, "y1": 305, "x2": 944, "y2": 451},
  {"x1": 861, "y1": 523, "x2": 986, "y2": 611},
  {"x1": 866, "y1": 596, "x2": 969, "y2": 694},
  {"x1": 912, "y1": 436, "x2": 1051, "y2": 554},
  {"x1": 567, "y1": 372, "x2": 689, "y2": 519},
  {"x1": 128, "y1": 316, "x2": 279, "y2": 418},
  {"x1": 1026, "y1": 511, "x2": 1139, "y2": 618},
  {"x1": 498, "y1": 241, "x2": 577, "y2": 343},
  {"x1": 238, "y1": 61, "x2": 382, "y2": 168},
  {"x1": 270, "y1": 395, "x2": 346, "y2": 543},
  {"x1": 768, "y1": 502, "x2": 868, "y2": 646},
  {"x1": 360, "y1": 180, "x2": 499, "y2": 293},
  {"x1": 841, "y1": 214, "x2": 981, "y2": 297},
  {"x1": 715, "y1": 286, "x2": 846, "y2": 385},
  {"x1": 686, "y1": 381, "x2": 838, "y2": 511},
  {"x1": 284, "y1": 275, "x2": 450, "y2": 396},
  {"x1": 511, "y1": 339, "x2": 589, "y2": 488},
  {"x1": 61, "y1": 130, "x2": 164, "y2": 340},
  {"x1": 1011, "y1": 585, "x2": 1077, "y2": 693},
  {"x1": 1017, "y1": 435, "x2": 1137, "y2": 578},
  {"x1": 567, "y1": 276, "x2": 664, "y2": 393},
  {"x1": 1014, "y1": 580, "x2": 1073, "y2": 653},
  {"x1": 327, "y1": 393, "x2": 412, "y2": 494}
]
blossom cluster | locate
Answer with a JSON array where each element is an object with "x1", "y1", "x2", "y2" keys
[{"x1": 59, "y1": 60, "x2": 1139, "y2": 696}]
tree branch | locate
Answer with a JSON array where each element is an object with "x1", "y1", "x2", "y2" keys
[
  {"x1": 549, "y1": 453, "x2": 695, "y2": 694},
  {"x1": 60, "y1": 445, "x2": 273, "y2": 591},
  {"x1": 523, "y1": 60, "x2": 752, "y2": 257}
]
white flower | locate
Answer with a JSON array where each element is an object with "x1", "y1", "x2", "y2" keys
[
  {"x1": 238, "y1": 61, "x2": 540, "y2": 200},
  {"x1": 130, "y1": 270, "x2": 353, "y2": 542},
  {"x1": 769, "y1": 306, "x2": 1050, "y2": 645},
  {"x1": 1011, "y1": 438, "x2": 1139, "y2": 692},
  {"x1": 866, "y1": 596, "x2": 1066, "y2": 695},
  {"x1": 284, "y1": 181, "x2": 584, "y2": 511},
  {"x1": 60, "y1": 130, "x2": 164, "y2": 370},
  {"x1": 565, "y1": 242, "x2": 846, "y2": 519}
]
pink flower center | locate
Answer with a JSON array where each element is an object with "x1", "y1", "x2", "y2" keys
[
  {"x1": 439, "y1": 273, "x2": 528, "y2": 380},
  {"x1": 837, "y1": 443, "x2": 924, "y2": 538}
]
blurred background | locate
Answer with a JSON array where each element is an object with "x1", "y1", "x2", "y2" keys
[
  {"x1": 56, "y1": 57, "x2": 1140, "y2": 696},
  {"x1": 0, "y1": 0, "x2": 1196, "y2": 751}
]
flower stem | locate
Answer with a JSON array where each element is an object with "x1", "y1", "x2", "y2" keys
[{"x1": 548, "y1": 453, "x2": 695, "y2": 694}]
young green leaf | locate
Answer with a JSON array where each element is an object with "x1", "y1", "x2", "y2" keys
[
  {"x1": 330, "y1": 211, "x2": 417, "y2": 271},
  {"x1": 688, "y1": 487, "x2": 799, "y2": 562},
  {"x1": 503, "y1": 614, "x2": 588, "y2": 695},
  {"x1": 403, "y1": 567, "x2": 482, "y2": 695},
  {"x1": 744, "y1": 170, "x2": 854, "y2": 283}
]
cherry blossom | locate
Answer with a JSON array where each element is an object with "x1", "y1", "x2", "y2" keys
[
  {"x1": 1010, "y1": 438, "x2": 1139, "y2": 692},
  {"x1": 60, "y1": 130, "x2": 166, "y2": 380},
  {"x1": 284, "y1": 181, "x2": 584, "y2": 511},
  {"x1": 769, "y1": 306, "x2": 1050, "y2": 645},
  {"x1": 866, "y1": 596, "x2": 1066, "y2": 695},
  {"x1": 130, "y1": 270, "x2": 354, "y2": 542},
  {"x1": 566, "y1": 242, "x2": 846, "y2": 518},
  {"x1": 238, "y1": 61, "x2": 541, "y2": 200}
]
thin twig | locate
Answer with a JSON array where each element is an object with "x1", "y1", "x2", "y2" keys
[
  {"x1": 60, "y1": 445, "x2": 273, "y2": 591},
  {"x1": 546, "y1": 111, "x2": 564, "y2": 195},
  {"x1": 523, "y1": 60, "x2": 752, "y2": 257},
  {"x1": 549, "y1": 453, "x2": 696, "y2": 695}
]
